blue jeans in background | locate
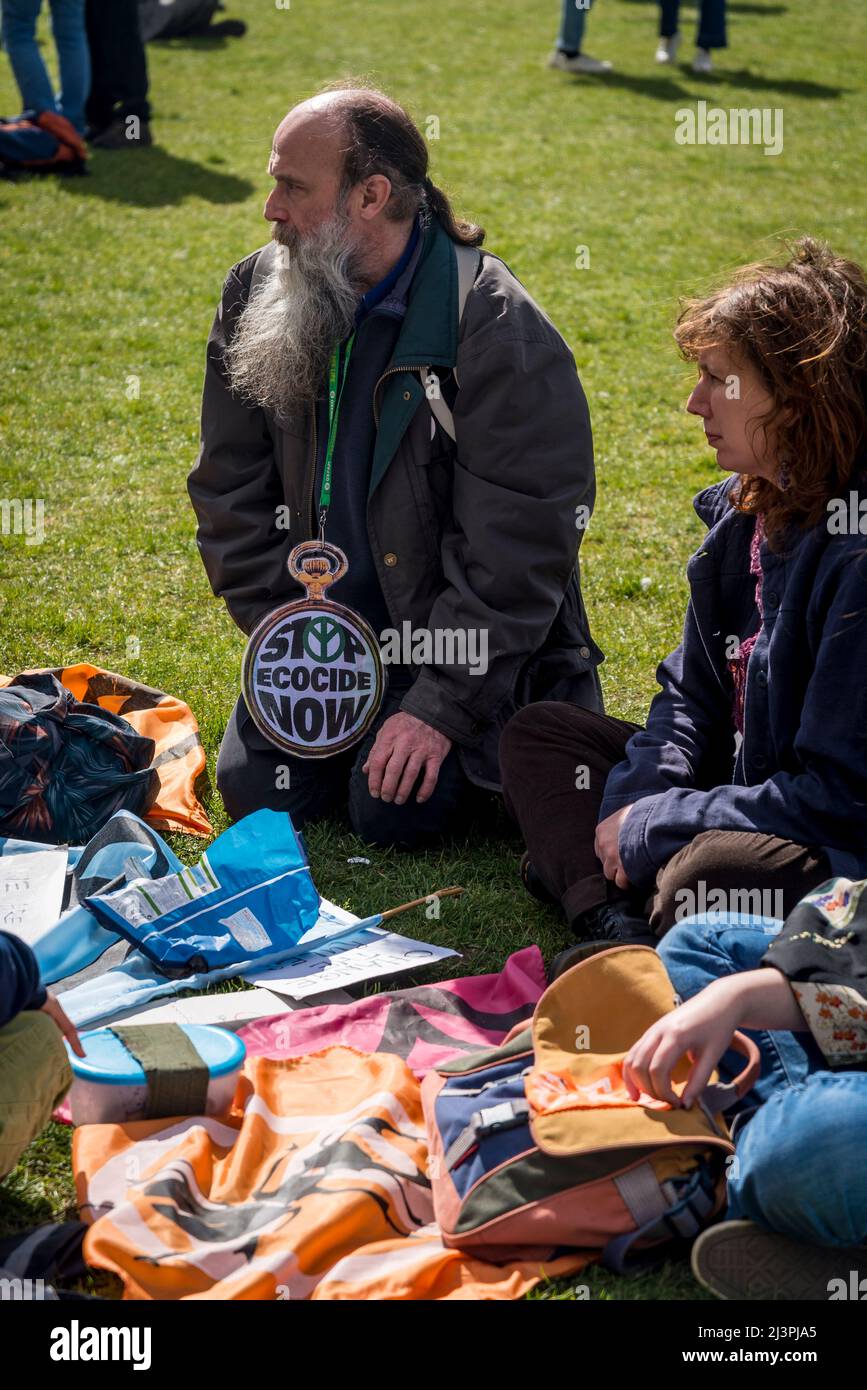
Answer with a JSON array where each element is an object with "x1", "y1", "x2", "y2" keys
[
  {"x1": 660, "y1": 915, "x2": 867, "y2": 1248},
  {"x1": 659, "y1": 0, "x2": 727, "y2": 50},
  {"x1": 557, "y1": 0, "x2": 594, "y2": 54},
  {"x1": 1, "y1": 0, "x2": 89, "y2": 132}
]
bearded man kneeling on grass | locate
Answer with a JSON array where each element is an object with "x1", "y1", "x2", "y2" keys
[{"x1": 188, "y1": 81, "x2": 602, "y2": 849}]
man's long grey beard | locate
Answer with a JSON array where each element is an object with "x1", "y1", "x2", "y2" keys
[{"x1": 224, "y1": 211, "x2": 363, "y2": 420}]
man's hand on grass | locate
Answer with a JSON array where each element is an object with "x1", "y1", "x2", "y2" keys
[{"x1": 362, "y1": 712, "x2": 452, "y2": 805}]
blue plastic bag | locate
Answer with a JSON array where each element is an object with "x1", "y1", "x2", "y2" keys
[
  {"x1": 83, "y1": 809, "x2": 320, "y2": 976},
  {"x1": 5, "y1": 810, "x2": 183, "y2": 987}
]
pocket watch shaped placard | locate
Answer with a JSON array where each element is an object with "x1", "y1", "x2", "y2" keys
[{"x1": 242, "y1": 541, "x2": 386, "y2": 759}]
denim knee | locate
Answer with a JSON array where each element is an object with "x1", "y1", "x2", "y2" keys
[{"x1": 729, "y1": 1072, "x2": 867, "y2": 1246}]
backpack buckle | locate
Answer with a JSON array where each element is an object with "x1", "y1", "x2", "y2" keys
[{"x1": 475, "y1": 1101, "x2": 528, "y2": 1138}]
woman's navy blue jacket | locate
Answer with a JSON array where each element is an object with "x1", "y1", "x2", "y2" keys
[{"x1": 601, "y1": 476, "x2": 867, "y2": 887}]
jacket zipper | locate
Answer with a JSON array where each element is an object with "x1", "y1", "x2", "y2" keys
[
  {"x1": 372, "y1": 364, "x2": 429, "y2": 429},
  {"x1": 307, "y1": 365, "x2": 427, "y2": 532}
]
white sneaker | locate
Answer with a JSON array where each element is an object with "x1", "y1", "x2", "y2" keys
[
  {"x1": 692, "y1": 47, "x2": 713, "y2": 73},
  {"x1": 655, "y1": 32, "x2": 681, "y2": 64},
  {"x1": 548, "y1": 49, "x2": 613, "y2": 73}
]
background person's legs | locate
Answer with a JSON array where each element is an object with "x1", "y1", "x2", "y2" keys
[
  {"x1": 557, "y1": 0, "x2": 591, "y2": 54},
  {"x1": 658, "y1": 0, "x2": 680, "y2": 39},
  {"x1": 48, "y1": 0, "x2": 89, "y2": 133},
  {"x1": 500, "y1": 702, "x2": 641, "y2": 927},
  {"x1": 1, "y1": 0, "x2": 54, "y2": 113},
  {"x1": 0, "y1": 1011, "x2": 71, "y2": 1181},
  {"x1": 84, "y1": 0, "x2": 149, "y2": 136},
  {"x1": 697, "y1": 0, "x2": 727, "y2": 50},
  {"x1": 650, "y1": 829, "x2": 831, "y2": 936}
]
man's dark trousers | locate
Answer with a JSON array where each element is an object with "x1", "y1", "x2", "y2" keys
[
  {"x1": 84, "y1": 0, "x2": 150, "y2": 133},
  {"x1": 217, "y1": 687, "x2": 484, "y2": 849}
]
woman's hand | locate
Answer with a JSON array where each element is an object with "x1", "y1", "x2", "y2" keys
[
  {"x1": 594, "y1": 804, "x2": 635, "y2": 890},
  {"x1": 623, "y1": 968, "x2": 805, "y2": 1109},
  {"x1": 41, "y1": 993, "x2": 85, "y2": 1058}
]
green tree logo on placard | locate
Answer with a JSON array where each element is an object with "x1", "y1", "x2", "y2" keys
[{"x1": 302, "y1": 615, "x2": 345, "y2": 663}]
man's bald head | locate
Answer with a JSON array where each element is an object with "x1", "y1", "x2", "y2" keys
[
  {"x1": 265, "y1": 85, "x2": 427, "y2": 248},
  {"x1": 264, "y1": 82, "x2": 483, "y2": 257}
]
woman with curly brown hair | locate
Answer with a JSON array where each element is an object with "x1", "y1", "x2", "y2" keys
[{"x1": 500, "y1": 238, "x2": 867, "y2": 953}]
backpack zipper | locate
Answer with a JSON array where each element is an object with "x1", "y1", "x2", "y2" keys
[{"x1": 443, "y1": 1066, "x2": 533, "y2": 1098}]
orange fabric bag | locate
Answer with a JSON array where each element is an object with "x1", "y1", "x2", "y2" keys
[{"x1": 1, "y1": 664, "x2": 212, "y2": 837}]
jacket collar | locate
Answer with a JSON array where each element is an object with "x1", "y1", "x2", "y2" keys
[
  {"x1": 693, "y1": 475, "x2": 738, "y2": 529},
  {"x1": 386, "y1": 216, "x2": 460, "y2": 370}
]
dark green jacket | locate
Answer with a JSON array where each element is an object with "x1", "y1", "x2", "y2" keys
[{"x1": 189, "y1": 217, "x2": 603, "y2": 788}]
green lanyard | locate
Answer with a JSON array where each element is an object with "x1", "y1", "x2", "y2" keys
[{"x1": 318, "y1": 330, "x2": 356, "y2": 539}]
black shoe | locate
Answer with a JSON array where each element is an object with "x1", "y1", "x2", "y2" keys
[
  {"x1": 692, "y1": 1221, "x2": 867, "y2": 1301},
  {"x1": 206, "y1": 18, "x2": 247, "y2": 36},
  {"x1": 90, "y1": 118, "x2": 153, "y2": 149},
  {"x1": 572, "y1": 899, "x2": 657, "y2": 947},
  {"x1": 548, "y1": 939, "x2": 618, "y2": 980},
  {"x1": 519, "y1": 851, "x2": 559, "y2": 908},
  {"x1": 548, "y1": 903, "x2": 656, "y2": 981}
]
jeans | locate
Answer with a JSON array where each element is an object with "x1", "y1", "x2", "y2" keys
[
  {"x1": 660, "y1": 916, "x2": 867, "y2": 1247},
  {"x1": 557, "y1": 0, "x2": 593, "y2": 54},
  {"x1": 1, "y1": 0, "x2": 89, "y2": 132},
  {"x1": 659, "y1": 0, "x2": 727, "y2": 50}
]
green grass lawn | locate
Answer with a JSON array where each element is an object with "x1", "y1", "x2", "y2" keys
[{"x1": 0, "y1": 0, "x2": 864, "y2": 1300}]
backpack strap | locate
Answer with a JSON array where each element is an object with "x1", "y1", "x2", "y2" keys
[
  {"x1": 423, "y1": 242, "x2": 482, "y2": 443},
  {"x1": 603, "y1": 1163, "x2": 719, "y2": 1273}
]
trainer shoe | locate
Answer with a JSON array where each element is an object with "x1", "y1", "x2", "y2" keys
[
  {"x1": 548, "y1": 49, "x2": 612, "y2": 74},
  {"x1": 692, "y1": 1220, "x2": 867, "y2": 1300},
  {"x1": 692, "y1": 47, "x2": 713, "y2": 74},
  {"x1": 655, "y1": 33, "x2": 681, "y2": 64}
]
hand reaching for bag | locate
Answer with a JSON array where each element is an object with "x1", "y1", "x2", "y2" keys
[{"x1": 622, "y1": 969, "x2": 806, "y2": 1109}]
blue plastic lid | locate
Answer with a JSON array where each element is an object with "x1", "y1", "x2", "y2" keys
[{"x1": 69, "y1": 1024, "x2": 246, "y2": 1085}]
